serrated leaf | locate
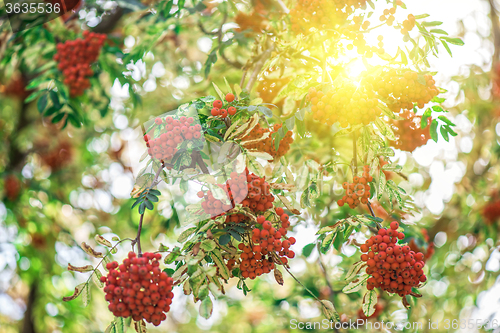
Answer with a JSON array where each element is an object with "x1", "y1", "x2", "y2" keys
[
  {"x1": 430, "y1": 119, "x2": 438, "y2": 142},
  {"x1": 93, "y1": 269, "x2": 104, "y2": 288},
  {"x1": 342, "y1": 274, "x2": 369, "y2": 293},
  {"x1": 377, "y1": 170, "x2": 386, "y2": 201},
  {"x1": 105, "y1": 317, "x2": 132, "y2": 333},
  {"x1": 345, "y1": 261, "x2": 367, "y2": 282},
  {"x1": 212, "y1": 249, "x2": 230, "y2": 280},
  {"x1": 224, "y1": 118, "x2": 242, "y2": 140},
  {"x1": 81, "y1": 242, "x2": 103, "y2": 258},
  {"x1": 67, "y1": 263, "x2": 94, "y2": 273},
  {"x1": 81, "y1": 283, "x2": 91, "y2": 306},
  {"x1": 95, "y1": 235, "x2": 112, "y2": 247},
  {"x1": 133, "y1": 319, "x2": 147, "y2": 333},
  {"x1": 200, "y1": 239, "x2": 216, "y2": 252},
  {"x1": 62, "y1": 282, "x2": 86, "y2": 302},
  {"x1": 362, "y1": 289, "x2": 378, "y2": 317},
  {"x1": 274, "y1": 268, "x2": 284, "y2": 285},
  {"x1": 212, "y1": 82, "x2": 225, "y2": 100},
  {"x1": 178, "y1": 227, "x2": 197, "y2": 243},
  {"x1": 321, "y1": 300, "x2": 340, "y2": 322},
  {"x1": 199, "y1": 297, "x2": 213, "y2": 319},
  {"x1": 320, "y1": 232, "x2": 335, "y2": 254}
]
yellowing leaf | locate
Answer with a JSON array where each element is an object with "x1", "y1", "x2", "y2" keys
[
  {"x1": 67, "y1": 263, "x2": 94, "y2": 273},
  {"x1": 81, "y1": 242, "x2": 103, "y2": 258},
  {"x1": 95, "y1": 235, "x2": 112, "y2": 247},
  {"x1": 62, "y1": 282, "x2": 86, "y2": 302}
]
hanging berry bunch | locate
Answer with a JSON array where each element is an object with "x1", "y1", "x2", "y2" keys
[
  {"x1": 143, "y1": 115, "x2": 203, "y2": 162},
  {"x1": 389, "y1": 110, "x2": 431, "y2": 152},
  {"x1": 400, "y1": 14, "x2": 416, "y2": 35},
  {"x1": 238, "y1": 210, "x2": 296, "y2": 279},
  {"x1": 240, "y1": 123, "x2": 294, "y2": 161},
  {"x1": 199, "y1": 170, "x2": 275, "y2": 219},
  {"x1": 338, "y1": 165, "x2": 372, "y2": 209},
  {"x1": 101, "y1": 252, "x2": 174, "y2": 326},
  {"x1": 361, "y1": 222, "x2": 427, "y2": 298},
  {"x1": 198, "y1": 169, "x2": 297, "y2": 281},
  {"x1": 211, "y1": 93, "x2": 237, "y2": 118},
  {"x1": 307, "y1": 84, "x2": 381, "y2": 128},
  {"x1": 54, "y1": 31, "x2": 106, "y2": 97},
  {"x1": 365, "y1": 69, "x2": 439, "y2": 112},
  {"x1": 257, "y1": 76, "x2": 290, "y2": 107}
]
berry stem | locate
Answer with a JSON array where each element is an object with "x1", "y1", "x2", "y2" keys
[
  {"x1": 280, "y1": 258, "x2": 340, "y2": 331},
  {"x1": 366, "y1": 201, "x2": 382, "y2": 230},
  {"x1": 134, "y1": 162, "x2": 165, "y2": 257}
]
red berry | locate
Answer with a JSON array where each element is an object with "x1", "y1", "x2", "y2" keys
[
  {"x1": 225, "y1": 93, "x2": 235, "y2": 102},
  {"x1": 213, "y1": 100, "x2": 223, "y2": 108}
]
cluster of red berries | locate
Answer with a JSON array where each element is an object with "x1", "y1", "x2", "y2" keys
[
  {"x1": 241, "y1": 123, "x2": 294, "y2": 161},
  {"x1": 237, "y1": 208, "x2": 296, "y2": 279},
  {"x1": 389, "y1": 110, "x2": 431, "y2": 152},
  {"x1": 365, "y1": 69, "x2": 439, "y2": 112},
  {"x1": 307, "y1": 84, "x2": 380, "y2": 128},
  {"x1": 199, "y1": 170, "x2": 275, "y2": 220},
  {"x1": 400, "y1": 14, "x2": 416, "y2": 35},
  {"x1": 379, "y1": 7, "x2": 397, "y2": 26},
  {"x1": 54, "y1": 31, "x2": 106, "y2": 97},
  {"x1": 144, "y1": 116, "x2": 202, "y2": 161},
  {"x1": 210, "y1": 94, "x2": 237, "y2": 118},
  {"x1": 101, "y1": 252, "x2": 174, "y2": 326},
  {"x1": 338, "y1": 165, "x2": 372, "y2": 209},
  {"x1": 361, "y1": 222, "x2": 427, "y2": 297}
]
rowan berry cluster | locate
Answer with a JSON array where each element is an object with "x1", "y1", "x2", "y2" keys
[
  {"x1": 290, "y1": 0, "x2": 366, "y2": 35},
  {"x1": 307, "y1": 84, "x2": 380, "y2": 128},
  {"x1": 361, "y1": 222, "x2": 427, "y2": 297},
  {"x1": 338, "y1": 165, "x2": 372, "y2": 209},
  {"x1": 379, "y1": 7, "x2": 396, "y2": 25},
  {"x1": 143, "y1": 116, "x2": 202, "y2": 161},
  {"x1": 54, "y1": 31, "x2": 106, "y2": 97},
  {"x1": 101, "y1": 252, "x2": 174, "y2": 326},
  {"x1": 241, "y1": 123, "x2": 294, "y2": 161},
  {"x1": 210, "y1": 94, "x2": 237, "y2": 118},
  {"x1": 235, "y1": 10, "x2": 268, "y2": 35},
  {"x1": 238, "y1": 208, "x2": 296, "y2": 279},
  {"x1": 199, "y1": 170, "x2": 275, "y2": 219},
  {"x1": 365, "y1": 69, "x2": 439, "y2": 112},
  {"x1": 389, "y1": 110, "x2": 431, "y2": 152},
  {"x1": 400, "y1": 14, "x2": 416, "y2": 35}
]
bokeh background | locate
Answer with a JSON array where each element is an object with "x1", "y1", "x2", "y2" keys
[{"x1": 1, "y1": 0, "x2": 500, "y2": 332}]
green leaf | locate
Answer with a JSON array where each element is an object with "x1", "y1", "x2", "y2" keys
[
  {"x1": 320, "y1": 232, "x2": 335, "y2": 254},
  {"x1": 421, "y1": 108, "x2": 432, "y2": 129},
  {"x1": 438, "y1": 115, "x2": 455, "y2": 126},
  {"x1": 377, "y1": 169, "x2": 386, "y2": 201},
  {"x1": 200, "y1": 239, "x2": 216, "y2": 252},
  {"x1": 178, "y1": 227, "x2": 197, "y2": 243},
  {"x1": 345, "y1": 261, "x2": 367, "y2": 282},
  {"x1": 138, "y1": 202, "x2": 146, "y2": 214},
  {"x1": 199, "y1": 297, "x2": 213, "y2": 319},
  {"x1": 302, "y1": 243, "x2": 315, "y2": 257},
  {"x1": 211, "y1": 249, "x2": 229, "y2": 280},
  {"x1": 429, "y1": 119, "x2": 438, "y2": 142},
  {"x1": 422, "y1": 21, "x2": 443, "y2": 27},
  {"x1": 441, "y1": 37, "x2": 464, "y2": 46},
  {"x1": 430, "y1": 29, "x2": 448, "y2": 35},
  {"x1": 105, "y1": 317, "x2": 132, "y2": 333},
  {"x1": 321, "y1": 300, "x2": 340, "y2": 322},
  {"x1": 146, "y1": 193, "x2": 159, "y2": 202},
  {"x1": 219, "y1": 233, "x2": 231, "y2": 245},
  {"x1": 432, "y1": 105, "x2": 445, "y2": 112},
  {"x1": 51, "y1": 113, "x2": 65, "y2": 124},
  {"x1": 362, "y1": 289, "x2": 378, "y2": 317},
  {"x1": 440, "y1": 125, "x2": 449, "y2": 142},
  {"x1": 145, "y1": 200, "x2": 154, "y2": 210},
  {"x1": 37, "y1": 94, "x2": 48, "y2": 113},
  {"x1": 414, "y1": 14, "x2": 430, "y2": 19},
  {"x1": 441, "y1": 39, "x2": 452, "y2": 56},
  {"x1": 342, "y1": 274, "x2": 369, "y2": 293}
]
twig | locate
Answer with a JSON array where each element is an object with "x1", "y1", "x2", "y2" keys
[
  {"x1": 366, "y1": 201, "x2": 382, "y2": 230},
  {"x1": 281, "y1": 261, "x2": 341, "y2": 330},
  {"x1": 275, "y1": 0, "x2": 290, "y2": 14},
  {"x1": 245, "y1": 42, "x2": 274, "y2": 92}
]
